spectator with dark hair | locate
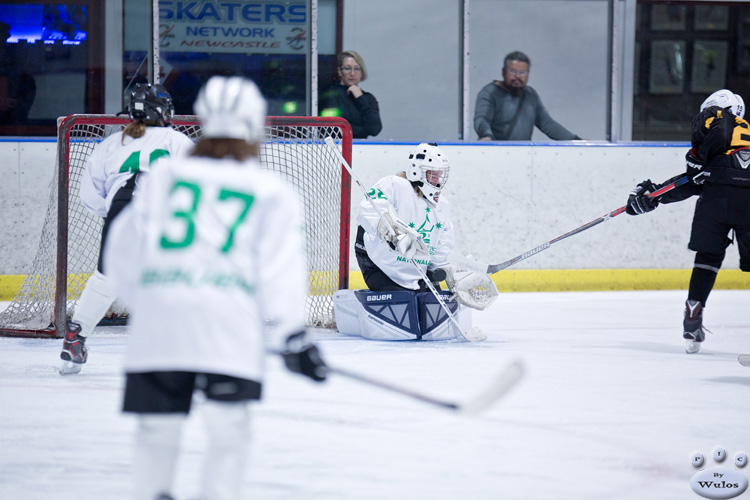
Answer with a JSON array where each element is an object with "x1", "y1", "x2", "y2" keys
[
  {"x1": 473, "y1": 51, "x2": 579, "y2": 141},
  {"x1": 320, "y1": 50, "x2": 382, "y2": 139}
]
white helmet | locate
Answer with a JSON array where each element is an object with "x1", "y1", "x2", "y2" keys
[
  {"x1": 700, "y1": 89, "x2": 745, "y2": 119},
  {"x1": 194, "y1": 76, "x2": 267, "y2": 142},
  {"x1": 406, "y1": 143, "x2": 450, "y2": 204}
]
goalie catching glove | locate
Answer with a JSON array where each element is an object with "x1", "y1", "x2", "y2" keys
[
  {"x1": 377, "y1": 205, "x2": 429, "y2": 260},
  {"x1": 625, "y1": 179, "x2": 660, "y2": 216},
  {"x1": 282, "y1": 331, "x2": 327, "y2": 382},
  {"x1": 443, "y1": 265, "x2": 499, "y2": 311}
]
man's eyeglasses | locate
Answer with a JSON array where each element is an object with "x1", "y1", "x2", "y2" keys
[
  {"x1": 506, "y1": 69, "x2": 529, "y2": 77},
  {"x1": 340, "y1": 66, "x2": 362, "y2": 73}
]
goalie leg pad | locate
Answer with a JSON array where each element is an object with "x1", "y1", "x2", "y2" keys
[
  {"x1": 333, "y1": 290, "x2": 420, "y2": 340},
  {"x1": 417, "y1": 292, "x2": 473, "y2": 341},
  {"x1": 332, "y1": 290, "x2": 362, "y2": 337}
]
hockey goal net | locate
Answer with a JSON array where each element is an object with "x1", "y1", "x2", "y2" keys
[{"x1": 0, "y1": 115, "x2": 352, "y2": 338}]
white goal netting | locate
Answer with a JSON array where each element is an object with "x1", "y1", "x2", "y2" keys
[{"x1": 0, "y1": 115, "x2": 352, "y2": 337}]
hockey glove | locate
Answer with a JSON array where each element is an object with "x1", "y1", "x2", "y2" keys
[
  {"x1": 282, "y1": 331, "x2": 327, "y2": 382},
  {"x1": 685, "y1": 148, "x2": 706, "y2": 185},
  {"x1": 377, "y1": 205, "x2": 429, "y2": 259},
  {"x1": 442, "y1": 265, "x2": 499, "y2": 310},
  {"x1": 625, "y1": 179, "x2": 660, "y2": 216}
]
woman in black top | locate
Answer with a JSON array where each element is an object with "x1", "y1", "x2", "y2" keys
[{"x1": 320, "y1": 50, "x2": 382, "y2": 139}]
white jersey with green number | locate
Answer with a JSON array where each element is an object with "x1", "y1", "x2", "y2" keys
[
  {"x1": 103, "y1": 155, "x2": 308, "y2": 381},
  {"x1": 357, "y1": 175, "x2": 455, "y2": 290},
  {"x1": 79, "y1": 126, "x2": 194, "y2": 218}
]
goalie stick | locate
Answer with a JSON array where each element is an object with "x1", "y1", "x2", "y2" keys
[
  {"x1": 739, "y1": 354, "x2": 750, "y2": 367},
  {"x1": 329, "y1": 360, "x2": 524, "y2": 414},
  {"x1": 323, "y1": 137, "x2": 485, "y2": 342},
  {"x1": 483, "y1": 175, "x2": 691, "y2": 274}
]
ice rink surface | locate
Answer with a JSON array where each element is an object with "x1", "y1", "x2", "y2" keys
[{"x1": 1, "y1": 289, "x2": 749, "y2": 500}]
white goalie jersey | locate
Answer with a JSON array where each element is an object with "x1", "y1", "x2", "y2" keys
[
  {"x1": 103, "y1": 155, "x2": 308, "y2": 382},
  {"x1": 357, "y1": 175, "x2": 455, "y2": 289},
  {"x1": 79, "y1": 126, "x2": 195, "y2": 218}
]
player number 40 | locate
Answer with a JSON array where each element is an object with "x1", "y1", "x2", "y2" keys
[{"x1": 159, "y1": 180, "x2": 255, "y2": 253}]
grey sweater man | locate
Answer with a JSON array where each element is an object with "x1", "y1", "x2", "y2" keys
[{"x1": 473, "y1": 82, "x2": 580, "y2": 141}]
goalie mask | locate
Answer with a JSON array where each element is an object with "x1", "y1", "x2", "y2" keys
[
  {"x1": 406, "y1": 143, "x2": 450, "y2": 204},
  {"x1": 128, "y1": 83, "x2": 175, "y2": 126},
  {"x1": 194, "y1": 76, "x2": 267, "y2": 143},
  {"x1": 700, "y1": 89, "x2": 745, "y2": 119}
]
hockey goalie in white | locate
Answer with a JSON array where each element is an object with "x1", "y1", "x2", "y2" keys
[{"x1": 333, "y1": 143, "x2": 498, "y2": 341}]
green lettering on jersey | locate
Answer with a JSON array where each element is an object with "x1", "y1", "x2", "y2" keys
[
  {"x1": 118, "y1": 149, "x2": 171, "y2": 173},
  {"x1": 367, "y1": 188, "x2": 387, "y2": 200},
  {"x1": 150, "y1": 149, "x2": 170, "y2": 164},
  {"x1": 160, "y1": 181, "x2": 201, "y2": 249},
  {"x1": 158, "y1": 180, "x2": 256, "y2": 253},
  {"x1": 217, "y1": 189, "x2": 255, "y2": 253},
  {"x1": 119, "y1": 152, "x2": 140, "y2": 174}
]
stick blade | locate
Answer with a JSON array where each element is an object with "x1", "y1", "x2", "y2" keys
[
  {"x1": 460, "y1": 360, "x2": 524, "y2": 415},
  {"x1": 458, "y1": 326, "x2": 487, "y2": 342}
]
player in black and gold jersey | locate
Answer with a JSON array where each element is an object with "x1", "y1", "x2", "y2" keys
[{"x1": 625, "y1": 89, "x2": 748, "y2": 354}]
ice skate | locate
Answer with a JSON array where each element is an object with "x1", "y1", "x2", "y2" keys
[
  {"x1": 685, "y1": 340, "x2": 701, "y2": 354},
  {"x1": 59, "y1": 322, "x2": 88, "y2": 375},
  {"x1": 683, "y1": 299, "x2": 706, "y2": 354}
]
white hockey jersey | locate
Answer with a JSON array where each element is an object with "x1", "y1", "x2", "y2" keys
[
  {"x1": 103, "y1": 155, "x2": 308, "y2": 382},
  {"x1": 357, "y1": 175, "x2": 455, "y2": 289},
  {"x1": 79, "y1": 126, "x2": 194, "y2": 218}
]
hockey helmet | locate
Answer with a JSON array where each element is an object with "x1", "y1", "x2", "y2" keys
[
  {"x1": 128, "y1": 83, "x2": 175, "y2": 126},
  {"x1": 700, "y1": 89, "x2": 745, "y2": 119},
  {"x1": 406, "y1": 143, "x2": 450, "y2": 204},
  {"x1": 193, "y1": 76, "x2": 267, "y2": 143}
]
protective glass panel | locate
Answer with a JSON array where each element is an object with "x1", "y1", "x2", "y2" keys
[{"x1": 470, "y1": 0, "x2": 608, "y2": 142}]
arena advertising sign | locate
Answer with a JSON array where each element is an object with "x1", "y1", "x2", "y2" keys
[{"x1": 159, "y1": 1, "x2": 308, "y2": 54}]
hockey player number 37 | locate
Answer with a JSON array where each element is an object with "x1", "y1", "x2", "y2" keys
[{"x1": 160, "y1": 179, "x2": 255, "y2": 253}]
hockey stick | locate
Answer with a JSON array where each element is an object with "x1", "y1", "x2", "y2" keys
[
  {"x1": 329, "y1": 360, "x2": 524, "y2": 414},
  {"x1": 323, "y1": 137, "x2": 485, "y2": 342},
  {"x1": 483, "y1": 175, "x2": 691, "y2": 274}
]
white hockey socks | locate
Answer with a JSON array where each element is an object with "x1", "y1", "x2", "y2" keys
[
  {"x1": 71, "y1": 270, "x2": 117, "y2": 337},
  {"x1": 132, "y1": 414, "x2": 185, "y2": 500},
  {"x1": 199, "y1": 401, "x2": 252, "y2": 500}
]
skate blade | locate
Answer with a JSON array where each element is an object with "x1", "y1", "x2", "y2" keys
[
  {"x1": 59, "y1": 360, "x2": 83, "y2": 375},
  {"x1": 685, "y1": 340, "x2": 701, "y2": 354}
]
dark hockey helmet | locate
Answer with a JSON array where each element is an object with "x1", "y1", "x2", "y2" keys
[{"x1": 128, "y1": 83, "x2": 175, "y2": 126}]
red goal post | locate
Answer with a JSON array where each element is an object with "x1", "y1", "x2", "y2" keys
[{"x1": 0, "y1": 114, "x2": 353, "y2": 338}]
